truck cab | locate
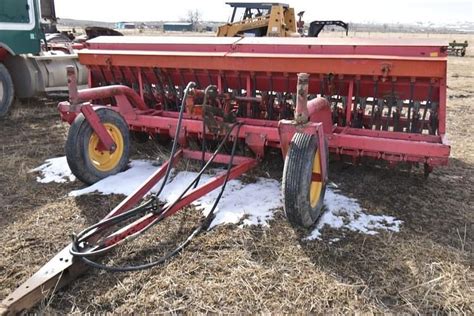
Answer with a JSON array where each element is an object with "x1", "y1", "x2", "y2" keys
[
  {"x1": 0, "y1": 0, "x2": 86, "y2": 117},
  {"x1": 0, "y1": 0, "x2": 42, "y2": 56}
]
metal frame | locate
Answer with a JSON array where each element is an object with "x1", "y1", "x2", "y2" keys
[
  {"x1": 58, "y1": 36, "x2": 450, "y2": 166},
  {"x1": 1, "y1": 36, "x2": 451, "y2": 314},
  {"x1": 0, "y1": 148, "x2": 258, "y2": 314}
]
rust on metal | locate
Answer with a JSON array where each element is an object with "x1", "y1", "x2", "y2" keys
[{"x1": 2, "y1": 36, "x2": 451, "y2": 313}]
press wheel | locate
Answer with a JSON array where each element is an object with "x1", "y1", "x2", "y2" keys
[
  {"x1": 66, "y1": 108, "x2": 130, "y2": 184},
  {"x1": 282, "y1": 132, "x2": 328, "y2": 228}
]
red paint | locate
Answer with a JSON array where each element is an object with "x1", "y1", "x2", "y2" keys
[
  {"x1": 86, "y1": 36, "x2": 448, "y2": 57},
  {"x1": 308, "y1": 97, "x2": 333, "y2": 134},
  {"x1": 57, "y1": 36, "x2": 452, "y2": 254},
  {"x1": 100, "y1": 156, "x2": 257, "y2": 247},
  {"x1": 59, "y1": 36, "x2": 450, "y2": 169},
  {"x1": 80, "y1": 103, "x2": 116, "y2": 151}
]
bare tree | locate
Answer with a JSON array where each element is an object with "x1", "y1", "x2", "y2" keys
[{"x1": 186, "y1": 9, "x2": 202, "y2": 31}]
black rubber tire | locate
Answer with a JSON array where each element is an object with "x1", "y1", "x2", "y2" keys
[
  {"x1": 0, "y1": 63, "x2": 15, "y2": 118},
  {"x1": 282, "y1": 132, "x2": 328, "y2": 228},
  {"x1": 66, "y1": 108, "x2": 130, "y2": 184}
]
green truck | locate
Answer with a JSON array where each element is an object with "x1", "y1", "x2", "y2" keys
[{"x1": 0, "y1": 0, "x2": 86, "y2": 117}]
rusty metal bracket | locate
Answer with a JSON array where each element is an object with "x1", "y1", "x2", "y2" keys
[
  {"x1": 245, "y1": 133, "x2": 266, "y2": 158},
  {"x1": 0, "y1": 246, "x2": 85, "y2": 316},
  {"x1": 81, "y1": 103, "x2": 117, "y2": 152},
  {"x1": 169, "y1": 124, "x2": 187, "y2": 147},
  {"x1": 278, "y1": 120, "x2": 327, "y2": 182}
]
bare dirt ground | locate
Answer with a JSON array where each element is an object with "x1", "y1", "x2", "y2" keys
[{"x1": 0, "y1": 34, "x2": 473, "y2": 313}]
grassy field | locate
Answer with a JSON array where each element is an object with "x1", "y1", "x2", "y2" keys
[{"x1": 0, "y1": 32, "x2": 472, "y2": 313}]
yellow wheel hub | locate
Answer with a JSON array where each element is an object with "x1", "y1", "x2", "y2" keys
[
  {"x1": 310, "y1": 149, "x2": 323, "y2": 208},
  {"x1": 88, "y1": 123, "x2": 124, "y2": 172}
]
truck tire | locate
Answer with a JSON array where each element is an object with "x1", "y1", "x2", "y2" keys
[
  {"x1": 66, "y1": 108, "x2": 130, "y2": 184},
  {"x1": 0, "y1": 63, "x2": 14, "y2": 117},
  {"x1": 282, "y1": 132, "x2": 328, "y2": 228}
]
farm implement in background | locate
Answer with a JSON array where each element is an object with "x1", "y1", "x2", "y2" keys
[
  {"x1": 447, "y1": 40, "x2": 468, "y2": 57},
  {"x1": 1, "y1": 36, "x2": 450, "y2": 314}
]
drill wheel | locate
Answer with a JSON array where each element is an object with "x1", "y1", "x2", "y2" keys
[
  {"x1": 66, "y1": 108, "x2": 130, "y2": 184},
  {"x1": 282, "y1": 132, "x2": 328, "y2": 228}
]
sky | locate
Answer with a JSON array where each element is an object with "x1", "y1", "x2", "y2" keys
[{"x1": 54, "y1": 0, "x2": 473, "y2": 24}]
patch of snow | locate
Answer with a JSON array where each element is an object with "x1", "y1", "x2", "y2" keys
[
  {"x1": 70, "y1": 163, "x2": 281, "y2": 228},
  {"x1": 29, "y1": 157, "x2": 76, "y2": 183},
  {"x1": 158, "y1": 172, "x2": 281, "y2": 228},
  {"x1": 306, "y1": 189, "x2": 402, "y2": 240},
  {"x1": 33, "y1": 157, "x2": 402, "y2": 237},
  {"x1": 328, "y1": 182, "x2": 339, "y2": 189},
  {"x1": 69, "y1": 160, "x2": 159, "y2": 196}
]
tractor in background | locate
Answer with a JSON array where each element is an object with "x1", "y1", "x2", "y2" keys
[
  {"x1": 217, "y1": 2, "x2": 348, "y2": 37},
  {"x1": 447, "y1": 40, "x2": 468, "y2": 57}
]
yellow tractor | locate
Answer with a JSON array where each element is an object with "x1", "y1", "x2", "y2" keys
[{"x1": 217, "y1": 2, "x2": 348, "y2": 37}]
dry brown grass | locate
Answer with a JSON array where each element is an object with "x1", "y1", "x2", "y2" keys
[{"x1": 0, "y1": 34, "x2": 473, "y2": 314}]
